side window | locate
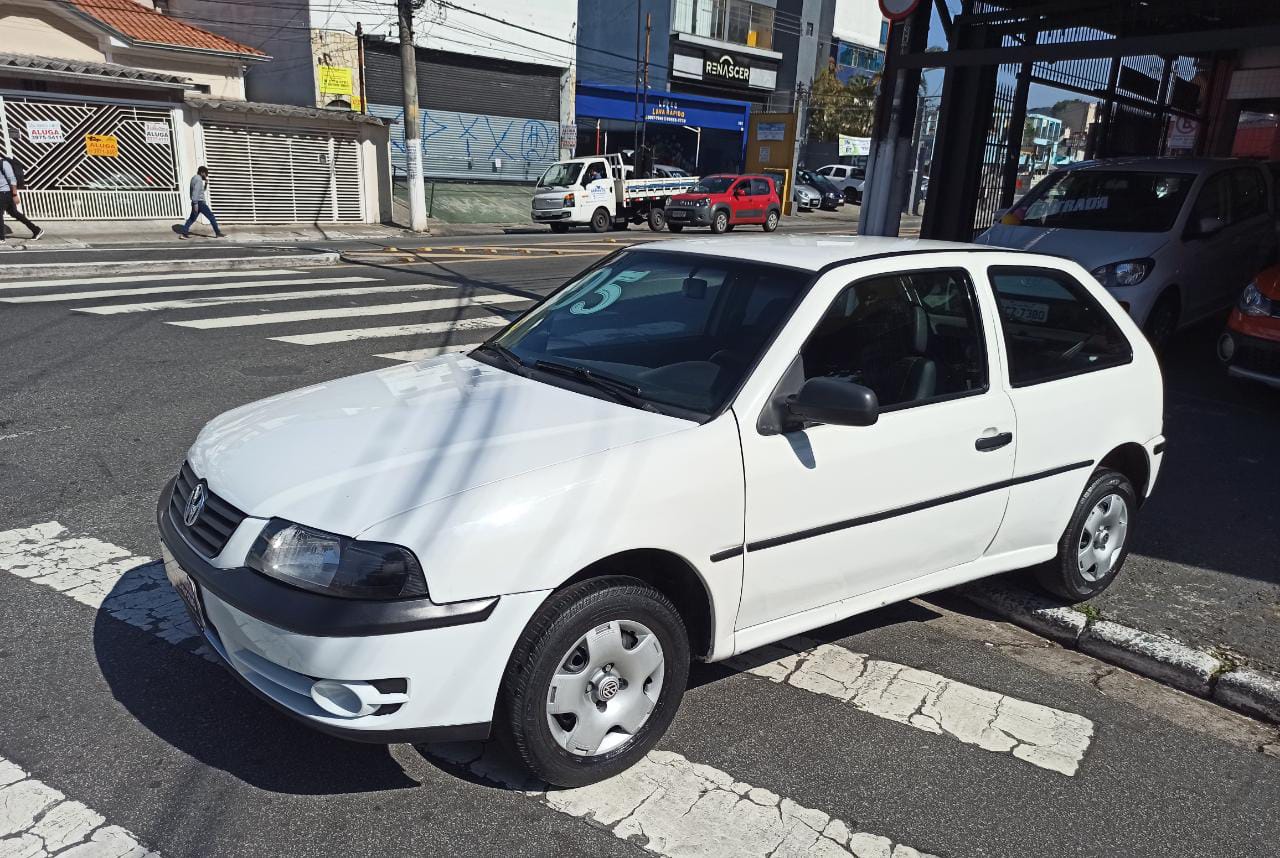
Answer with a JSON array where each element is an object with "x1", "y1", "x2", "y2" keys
[
  {"x1": 1189, "y1": 172, "x2": 1231, "y2": 228},
  {"x1": 834, "y1": 167, "x2": 848, "y2": 179},
  {"x1": 751, "y1": 178, "x2": 769, "y2": 196},
  {"x1": 732, "y1": 179, "x2": 750, "y2": 195},
  {"x1": 1230, "y1": 168, "x2": 1268, "y2": 222},
  {"x1": 817, "y1": 166, "x2": 832, "y2": 176},
  {"x1": 988, "y1": 266, "x2": 1132, "y2": 387},
  {"x1": 798, "y1": 269, "x2": 988, "y2": 410}
]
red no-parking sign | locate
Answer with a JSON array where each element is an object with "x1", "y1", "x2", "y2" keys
[{"x1": 879, "y1": 0, "x2": 922, "y2": 21}]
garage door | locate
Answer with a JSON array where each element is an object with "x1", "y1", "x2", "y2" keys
[{"x1": 201, "y1": 123, "x2": 364, "y2": 223}]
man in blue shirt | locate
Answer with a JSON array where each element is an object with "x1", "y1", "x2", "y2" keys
[
  {"x1": 179, "y1": 166, "x2": 224, "y2": 239},
  {"x1": 0, "y1": 157, "x2": 43, "y2": 242}
]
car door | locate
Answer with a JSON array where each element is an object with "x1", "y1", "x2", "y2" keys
[
  {"x1": 729, "y1": 178, "x2": 754, "y2": 223},
  {"x1": 733, "y1": 264, "x2": 1016, "y2": 633},
  {"x1": 1179, "y1": 170, "x2": 1236, "y2": 320},
  {"x1": 1227, "y1": 166, "x2": 1277, "y2": 300}
]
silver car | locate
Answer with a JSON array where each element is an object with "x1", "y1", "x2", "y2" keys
[
  {"x1": 976, "y1": 157, "x2": 1277, "y2": 347},
  {"x1": 793, "y1": 182, "x2": 821, "y2": 211}
]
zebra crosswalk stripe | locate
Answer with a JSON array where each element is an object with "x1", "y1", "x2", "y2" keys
[
  {"x1": 0, "y1": 276, "x2": 377, "y2": 303},
  {"x1": 74, "y1": 282, "x2": 452, "y2": 314},
  {"x1": 0, "y1": 269, "x2": 304, "y2": 292},
  {"x1": 169, "y1": 294, "x2": 529, "y2": 330},
  {"x1": 270, "y1": 315, "x2": 509, "y2": 346},
  {"x1": 374, "y1": 344, "x2": 476, "y2": 363}
]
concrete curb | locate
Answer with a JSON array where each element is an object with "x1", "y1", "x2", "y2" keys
[
  {"x1": 964, "y1": 581, "x2": 1280, "y2": 725},
  {"x1": 0, "y1": 251, "x2": 339, "y2": 281}
]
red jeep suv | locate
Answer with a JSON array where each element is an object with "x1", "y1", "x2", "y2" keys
[{"x1": 664, "y1": 174, "x2": 782, "y2": 233}]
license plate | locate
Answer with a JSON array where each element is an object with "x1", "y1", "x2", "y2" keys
[
  {"x1": 668, "y1": 210, "x2": 687, "y2": 219},
  {"x1": 162, "y1": 546, "x2": 205, "y2": 631}
]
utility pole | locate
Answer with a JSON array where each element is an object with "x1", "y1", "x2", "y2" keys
[
  {"x1": 398, "y1": 0, "x2": 427, "y2": 231},
  {"x1": 640, "y1": 12, "x2": 651, "y2": 164},
  {"x1": 788, "y1": 83, "x2": 808, "y2": 215}
]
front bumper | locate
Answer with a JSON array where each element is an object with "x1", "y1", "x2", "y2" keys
[
  {"x1": 664, "y1": 205, "x2": 712, "y2": 226},
  {"x1": 1219, "y1": 328, "x2": 1280, "y2": 388},
  {"x1": 532, "y1": 208, "x2": 571, "y2": 221},
  {"x1": 156, "y1": 480, "x2": 547, "y2": 742}
]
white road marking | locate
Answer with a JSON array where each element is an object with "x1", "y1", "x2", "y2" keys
[
  {"x1": 0, "y1": 522, "x2": 207, "y2": 656},
  {"x1": 374, "y1": 344, "x2": 476, "y2": 362},
  {"x1": 74, "y1": 282, "x2": 451, "y2": 314},
  {"x1": 0, "y1": 276, "x2": 376, "y2": 304},
  {"x1": 727, "y1": 637, "x2": 1094, "y2": 776},
  {"x1": 169, "y1": 294, "x2": 529, "y2": 329},
  {"x1": 270, "y1": 315, "x2": 509, "y2": 346},
  {"x1": 0, "y1": 755, "x2": 159, "y2": 857},
  {"x1": 0, "y1": 269, "x2": 303, "y2": 291},
  {"x1": 428, "y1": 745, "x2": 937, "y2": 858}
]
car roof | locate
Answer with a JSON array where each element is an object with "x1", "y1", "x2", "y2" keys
[
  {"x1": 628, "y1": 235, "x2": 989, "y2": 272},
  {"x1": 1057, "y1": 156, "x2": 1260, "y2": 175}
]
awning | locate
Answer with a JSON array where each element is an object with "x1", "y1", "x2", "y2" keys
[{"x1": 576, "y1": 82, "x2": 749, "y2": 133}]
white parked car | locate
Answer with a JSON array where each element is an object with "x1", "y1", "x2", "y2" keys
[
  {"x1": 817, "y1": 163, "x2": 866, "y2": 204},
  {"x1": 159, "y1": 237, "x2": 1164, "y2": 787},
  {"x1": 976, "y1": 158, "x2": 1277, "y2": 348}
]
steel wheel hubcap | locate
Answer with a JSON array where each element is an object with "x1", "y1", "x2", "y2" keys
[
  {"x1": 1077, "y1": 493, "x2": 1129, "y2": 582},
  {"x1": 546, "y1": 620, "x2": 665, "y2": 757}
]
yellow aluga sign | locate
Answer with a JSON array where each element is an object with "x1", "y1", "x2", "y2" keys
[
  {"x1": 318, "y1": 65, "x2": 354, "y2": 95},
  {"x1": 85, "y1": 134, "x2": 118, "y2": 157}
]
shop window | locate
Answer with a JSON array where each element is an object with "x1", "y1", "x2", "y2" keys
[{"x1": 880, "y1": 20, "x2": 889, "y2": 45}]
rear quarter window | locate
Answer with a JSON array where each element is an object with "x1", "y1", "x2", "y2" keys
[{"x1": 987, "y1": 266, "x2": 1133, "y2": 387}]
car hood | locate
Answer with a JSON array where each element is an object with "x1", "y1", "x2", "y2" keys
[
  {"x1": 975, "y1": 223, "x2": 1169, "y2": 267},
  {"x1": 187, "y1": 355, "x2": 692, "y2": 536}
]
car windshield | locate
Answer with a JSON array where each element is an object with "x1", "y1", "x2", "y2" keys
[
  {"x1": 801, "y1": 172, "x2": 839, "y2": 194},
  {"x1": 1008, "y1": 169, "x2": 1196, "y2": 232},
  {"x1": 538, "y1": 162, "x2": 584, "y2": 188},
  {"x1": 486, "y1": 251, "x2": 810, "y2": 418},
  {"x1": 689, "y1": 176, "x2": 735, "y2": 194}
]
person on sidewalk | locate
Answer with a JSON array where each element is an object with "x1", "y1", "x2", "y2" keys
[
  {"x1": 0, "y1": 156, "x2": 44, "y2": 242},
  {"x1": 180, "y1": 166, "x2": 224, "y2": 239}
]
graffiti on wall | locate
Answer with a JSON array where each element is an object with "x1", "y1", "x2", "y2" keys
[{"x1": 371, "y1": 105, "x2": 560, "y2": 180}]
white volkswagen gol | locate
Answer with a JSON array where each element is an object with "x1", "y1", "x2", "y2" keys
[{"x1": 159, "y1": 237, "x2": 1164, "y2": 786}]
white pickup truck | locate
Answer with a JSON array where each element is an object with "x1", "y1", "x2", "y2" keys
[{"x1": 532, "y1": 154, "x2": 697, "y2": 233}]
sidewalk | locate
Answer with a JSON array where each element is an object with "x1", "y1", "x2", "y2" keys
[{"x1": 0, "y1": 219, "x2": 416, "y2": 250}]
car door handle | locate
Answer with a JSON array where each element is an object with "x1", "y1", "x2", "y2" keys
[{"x1": 975, "y1": 431, "x2": 1013, "y2": 451}]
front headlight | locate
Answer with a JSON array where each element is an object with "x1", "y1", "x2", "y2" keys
[
  {"x1": 1090, "y1": 259, "x2": 1153, "y2": 288},
  {"x1": 695, "y1": 197, "x2": 710, "y2": 206},
  {"x1": 1239, "y1": 281, "x2": 1274, "y2": 317},
  {"x1": 246, "y1": 520, "x2": 428, "y2": 600}
]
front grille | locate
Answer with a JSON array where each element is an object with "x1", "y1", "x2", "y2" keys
[
  {"x1": 533, "y1": 197, "x2": 564, "y2": 210},
  {"x1": 1234, "y1": 335, "x2": 1280, "y2": 376},
  {"x1": 168, "y1": 461, "x2": 246, "y2": 558}
]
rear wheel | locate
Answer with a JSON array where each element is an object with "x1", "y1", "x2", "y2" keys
[
  {"x1": 647, "y1": 207, "x2": 666, "y2": 231},
  {"x1": 589, "y1": 207, "x2": 610, "y2": 233},
  {"x1": 763, "y1": 210, "x2": 780, "y2": 232},
  {"x1": 710, "y1": 210, "x2": 730, "y2": 234},
  {"x1": 496, "y1": 577, "x2": 690, "y2": 787},
  {"x1": 1034, "y1": 467, "x2": 1137, "y2": 601},
  {"x1": 549, "y1": 223, "x2": 570, "y2": 234}
]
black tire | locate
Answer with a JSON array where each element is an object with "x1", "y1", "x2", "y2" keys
[
  {"x1": 589, "y1": 208, "x2": 610, "y2": 233},
  {"x1": 710, "y1": 210, "x2": 730, "y2": 234},
  {"x1": 1034, "y1": 467, "x2": 1138, "y2": 602},
  {"x1": 496, "y1": 577, "x2": 690, "y2": 788},
  {"x1": 647, "y1": 207, "x2": 666, "y2": 232},
  {"x1": 763, "y1": 209, "x2": 780, "y2": 232},
  {"x1": 549, "y1": 223, "x2": 570, "y2": 234},
  {"x1": 1143, "y1": 292, "x2": 1179, "y2": 353},
  {"x1": 667, "y1": 224, "x2": 684, "y2": 233}
]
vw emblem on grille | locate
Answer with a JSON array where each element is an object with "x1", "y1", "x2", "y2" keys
[{"x1": 183, "y1": 483, "x2": 207, "y2": 527}]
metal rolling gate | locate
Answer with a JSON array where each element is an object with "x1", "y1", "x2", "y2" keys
[
  {"x1": 200, "y1": 122, "x2": 364, "y2": 223},
  {"x1": 0, "y1": 95, "x2": 183, "y2": 219}
]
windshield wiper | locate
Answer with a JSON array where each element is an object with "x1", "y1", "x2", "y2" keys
[
  {"x1": 473, "y1": 342, "x2": 525, "y2": 372},
  {"x1": 533, "y1": 360, "x2": 652, "y2": 409}
]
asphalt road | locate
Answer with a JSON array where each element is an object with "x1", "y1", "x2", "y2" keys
[{"x1": 0, "y1": 233, "x2": 1277, "y2": 858}]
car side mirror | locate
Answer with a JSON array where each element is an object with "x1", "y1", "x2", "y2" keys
[
  {"x1": 734, "y1": 187, "x2": 745, "y2": 197},
  {"x1": 786, "y1": 378, "x2": 879, "y2": 428},
  {"x1": 1189, "y1": 215, "x2": 1226, "y2": 240}
]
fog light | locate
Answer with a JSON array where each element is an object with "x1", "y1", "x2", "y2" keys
[
  {"x1": 1218, "y1": 333, "x2": 1235, "y2": 363},
  {"x1": 310, "y1": 679, "x2": 409, "y2": 719}
]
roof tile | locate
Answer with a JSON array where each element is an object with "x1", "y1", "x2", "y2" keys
[{"x1": 69, "y1": 0, "x2": 266, "y2": 57}]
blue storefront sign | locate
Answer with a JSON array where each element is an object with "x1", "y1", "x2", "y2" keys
[{"x1": 576, "y1": 83, "x2": 749, "y2": 134}]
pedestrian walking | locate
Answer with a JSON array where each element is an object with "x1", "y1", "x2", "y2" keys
[
  {"x1": 0, "y1": 155, "x2": 44, "y2": 242},
  {"x1": 180, "y1": 166, "x2": 224, "y2": 239}
]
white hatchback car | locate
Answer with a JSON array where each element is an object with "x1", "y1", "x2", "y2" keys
[{"x1": 159, "y1": 237, "x2": 1164, "y2": 786}]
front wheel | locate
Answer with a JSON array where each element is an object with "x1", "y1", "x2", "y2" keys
[
  {"x1": 647, "y1": 207, "x2": 666, "y2": 232},
  {"x1": 1034, "y1": 467, "x2": 1137, "y2": 601},
  {"x1": 589, "y1": 207, "x2": 610, "y2": 233},
  {"x1": 1143, "y1": 293, "x2": 1179, "y2": 353},
  {"x1": 763, "y1": 210, "x2": 779, "y2": 232},
  {"x1": 710, "y1": 210, "x2": 730, "y2": 234},
  {"x1": 667, "y1": 224, "x2": 684, "y2": 233},
  {"x1": 549, "y1": 223, "x2": 570, "y2": 234},
  {"x1": 496, "y1": 577, "x2": 690, "y2": 787}
]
